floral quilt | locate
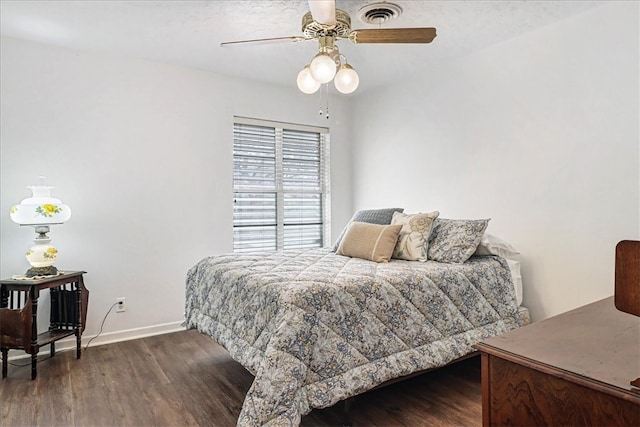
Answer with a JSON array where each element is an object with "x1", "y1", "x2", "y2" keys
[{"x1": 185, "y1": 248, "x2": 521, "y2": 426}]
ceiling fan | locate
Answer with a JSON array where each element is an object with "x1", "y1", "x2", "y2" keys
[{"x1": 221, "y1": 0, "x2": 437, "y2": 94}]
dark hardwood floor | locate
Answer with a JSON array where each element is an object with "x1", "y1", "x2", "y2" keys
[{"x1": 0, "y1": 330, "x2": 482, "y2": 426}]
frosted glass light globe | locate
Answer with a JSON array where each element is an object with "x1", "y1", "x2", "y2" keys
[
  {"x1": 309, "y1": 53, "x2": 337, "y2": 84},
  {"x1": 334, "y1": 64, "x2": 360, "y2": 94},
  {"x1": 296, "y1": 66, "x2": 321, "y2": 94}
]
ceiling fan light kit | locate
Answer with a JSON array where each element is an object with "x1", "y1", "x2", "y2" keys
[
  {"x1": 223, "y1": 1, "x2": 436, "y2": 97},
  {"x1": 300, "y1": 33, "x2": 358, "y2": 93}
]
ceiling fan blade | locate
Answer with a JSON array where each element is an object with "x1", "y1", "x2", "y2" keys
[
  {"x1": 308, "y1": 0, "x2": 336, "y2": 26},
  {"x1": 221, "y1": 36, "x2": 308, "y2": 47},
  {"x1": 348, "y1": 28, "x2": 437, "y2": 44}
]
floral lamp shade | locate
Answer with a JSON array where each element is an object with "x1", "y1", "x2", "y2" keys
[
  {"x1": 10, "y1": 186, "x2": 71, "y2": 225},
  {"x1": 10, "y1": 179, "x2": 71, "y2": 277}
]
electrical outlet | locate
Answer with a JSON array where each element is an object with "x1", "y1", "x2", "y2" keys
[{"x1": 116, "y1": 297, "x2": 126, "y2": 313}]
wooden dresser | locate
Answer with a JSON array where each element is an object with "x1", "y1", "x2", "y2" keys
[{"x1": 474, "y1": 297, "x2": 640, "y2": 426}]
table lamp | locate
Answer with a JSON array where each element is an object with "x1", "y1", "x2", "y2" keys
[{"x1": 9, "y1": 177, "x2": 71, "y2": 278}]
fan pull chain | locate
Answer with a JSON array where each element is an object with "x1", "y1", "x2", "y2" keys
[
  {"x1": 318, "y1": 84, "x2": 330, "y2": 119},
  {"x1": 325, "y1": 84, "x2": 330, "y2": 119}
]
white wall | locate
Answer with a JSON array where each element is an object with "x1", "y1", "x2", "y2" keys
[
  {"x1": 1, "y1": 1, "x2": 637, "y2": 343},
  {"x1": 0, "y1": 37, "x2": 353, "y2": 343},
  {"x1": 349, "y1": 2, "x2": 639, "y2": 321}
]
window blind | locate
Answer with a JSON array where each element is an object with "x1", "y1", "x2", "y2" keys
[{"x1": 233, "y1": 117, "x2": 330, "y2": 253}]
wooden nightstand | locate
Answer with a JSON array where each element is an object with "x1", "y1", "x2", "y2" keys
[
  {"x1": 0, "y1": 271, "x2": 89, "y2": 380},
  {"x1": 474, "y1": 297, "x2": 640, "y2": 426}
]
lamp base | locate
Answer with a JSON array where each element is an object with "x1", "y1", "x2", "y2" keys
[{"x1": 25, "y1": 265, "x2": 59, "y2": 278}]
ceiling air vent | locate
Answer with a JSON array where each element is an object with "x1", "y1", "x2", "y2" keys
[{"x1": 358, "y1": 2, "x2": 403, "y2": 25}]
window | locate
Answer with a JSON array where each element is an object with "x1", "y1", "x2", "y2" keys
[{"x1": 233, "y1": 117, "x2": 330, "y2": 253}]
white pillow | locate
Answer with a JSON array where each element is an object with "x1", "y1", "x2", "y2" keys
[
  {"x1": 506, "y1": 259, "x2": 523, "y2": 306},
  {"x1": 474, "y1": 233, "x2": 520, "y2": 258}
]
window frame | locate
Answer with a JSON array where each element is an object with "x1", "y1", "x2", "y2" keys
[{"x1": 232, "y1": 116, "x2": 331, "y2": 252}]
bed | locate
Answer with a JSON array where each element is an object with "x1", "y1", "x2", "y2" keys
[
  {"x1": 185, "y1": 241, "x2": 525, "y2": 425},
  {"x1": 185, "y1": 210, "x2": 526, "y2": 425}
]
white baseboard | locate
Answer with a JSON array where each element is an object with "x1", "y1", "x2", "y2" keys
[{"x1": 6, "y1": 320, "x2": 186, "y2": 361}]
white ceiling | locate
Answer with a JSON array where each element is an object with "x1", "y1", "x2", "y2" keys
[{"x1": 0, "y1": 0, "x2": 605, "y2": 93}]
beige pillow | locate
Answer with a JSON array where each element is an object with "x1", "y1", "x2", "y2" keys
[
  {"x1": 391, "y1": 211, "x2": 440, "y2": 261},
  {"x1": 336, "y1": 221, "x2": 403, "y2": 262}
]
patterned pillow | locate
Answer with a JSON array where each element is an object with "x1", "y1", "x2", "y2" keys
[
  {"x1": 336, "y1": 222, "x2": 403, "y2": 263},
  {"x1": 332, "y1": 207, "x2": 404, "y2": 251},
  {"x1": 428, "y1": 218, "x2": 490, "y2": 263},
  {"x1": 391, "y1": 211, "x2": 440, "y2": 262}
]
